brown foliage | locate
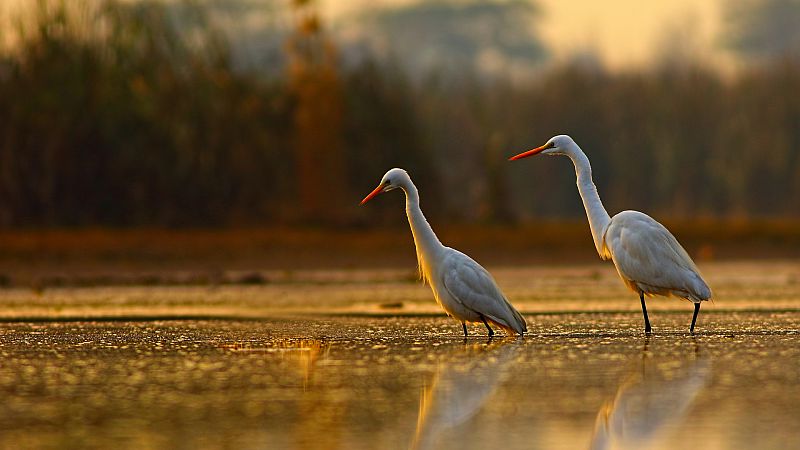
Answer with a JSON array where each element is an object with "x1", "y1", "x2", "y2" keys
[
  {"x1": 286, "y1": 1, "x2": 348, "y2": 224},
  {"x1": 1, "y1": 1, "x2": 800, "y2": 227}
]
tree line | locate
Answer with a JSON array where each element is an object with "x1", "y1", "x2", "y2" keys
[{"x1": 0, "y1": 1, "x2": 798, "y2": 227}]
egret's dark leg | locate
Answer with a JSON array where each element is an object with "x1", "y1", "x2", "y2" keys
[
  {"x1": 479, "y1": 315, "x2": 494, "y2": 337},
  {"x1": 462, "y1": 322, "x2": 468, "y2": 337},
  {"x1": 639, "y1": 291, "x2": 652, "y2": 334},
  {"x1": 690, "y1": 302, "x2": 701, "y2": 334}
]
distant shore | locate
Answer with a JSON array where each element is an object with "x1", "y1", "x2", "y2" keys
[{"x1": 0, "y1": 221, "x2": 798, "y2": 288}]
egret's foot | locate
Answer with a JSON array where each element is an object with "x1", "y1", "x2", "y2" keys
[{"x1": 462, "y1": 323, "x2": 468, "y2": 338}]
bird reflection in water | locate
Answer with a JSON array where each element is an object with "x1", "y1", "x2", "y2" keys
[
  {"x1": 589, "y1": 341, "x2": 712, "y2": 450},
  {"x1": 411, "y1": 338, "x2": 522, "y2": 450}
]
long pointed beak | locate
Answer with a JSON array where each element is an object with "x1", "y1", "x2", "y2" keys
[
  {"x1": 360, "y1": 184, "x2": 386, "y2": 205},
  {"x1": 508, "y1": 143, "x2": 553, "y2": 161}
]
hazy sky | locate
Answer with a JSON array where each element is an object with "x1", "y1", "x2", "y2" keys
[
  {"x1": 1, "y1": 0, "x2": 735, "y2": 70},
  {"x1": 324, "y1": 0, "x2": 733, "y2": 70}
]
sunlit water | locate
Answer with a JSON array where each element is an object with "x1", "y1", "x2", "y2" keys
[
  {"x1": 0, "y1": 262, "x2": 797, "y2": 448},
  {"x1": 0, "y1": 312, "x2": 797, "y2": 450}
]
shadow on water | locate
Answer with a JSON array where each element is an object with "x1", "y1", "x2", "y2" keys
[
  {"x1": 410, "y1": 337, "x2": 522, "y2": 450},
  {"x1": 589, "y1": 339, "x2": 713, "y2": 450}
]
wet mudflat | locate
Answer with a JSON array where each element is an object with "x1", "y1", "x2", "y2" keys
[{"x1": 0, "y1": 312, "x2": 797, "y2": 450}]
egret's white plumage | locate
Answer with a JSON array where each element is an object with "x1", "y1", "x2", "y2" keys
[
  {"x1": 510, "y1": 135, "x2": 711, "y2": 333},
  {"x1": 361, "y1": 168, "x2": 527, "y2": 336},
  {"x1": 604, "y1": 211, "x2": 712, "y2": 302}
]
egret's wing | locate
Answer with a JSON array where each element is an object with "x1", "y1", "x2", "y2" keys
[
  {"x1": 606, "y1": 211, "x2": 711, "y2": 300},
  {"x1": 441, "y1": 250, "x2": 526, "y2": 333}
]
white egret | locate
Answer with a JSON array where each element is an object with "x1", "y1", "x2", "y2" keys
[
  {"x1": 509, "y1": 135, "x2": 711, "y2": 333},
  {"x1": 360, "y1": 168, "x2": 527, "y2": 337}
]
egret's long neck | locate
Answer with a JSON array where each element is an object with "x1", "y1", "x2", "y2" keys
[
  {"x1": 402, "y1": 182, "x2": 445, "y2": 281},
  {"x1": 568, "y1": 149, "x2": 612, "y2": 256}
]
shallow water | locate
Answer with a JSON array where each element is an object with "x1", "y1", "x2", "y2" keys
[
  {"x1": 1, "y1": 260, "x2": 800, "y2": 319},
  {"x1": 0, "y1": 261, "x2": 797, "y2": 449},
  {"x1": 0, "y1": 312, "x2": 797, "y2": 450}
]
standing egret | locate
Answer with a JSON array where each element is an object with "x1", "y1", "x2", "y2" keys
[
  {"x1": 360, "y1": 168, "x2": 527, "y2": 337},
  {"x1": 509, "y1": 135, "x2": 711, "y2": 333}
]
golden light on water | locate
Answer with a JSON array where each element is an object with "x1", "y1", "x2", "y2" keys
[{"x1": 222, "y1": 339, "x2": 330, "y2": 389}]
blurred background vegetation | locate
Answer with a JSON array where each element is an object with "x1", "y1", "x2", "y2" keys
[{"x1": 0, "y1": 0, "x2": 799, "y2": 229}]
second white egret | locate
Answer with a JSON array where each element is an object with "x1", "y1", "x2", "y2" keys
[
  {"x1": 510, "y1": 135, "x2": 711, "y2": 334},
  {"x1": 360, "y1": 168, "x2": 527, "y2": 337}
]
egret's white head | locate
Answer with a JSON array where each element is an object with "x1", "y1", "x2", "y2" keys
[
  {"x1": 360, "y1": 168, "x2": 410, "y2": 205},
  {"x1": 509, "y1": 135, "x2": 578, "y2": 160}
]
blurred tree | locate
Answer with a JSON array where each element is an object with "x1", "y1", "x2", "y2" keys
[
  {"x1": 286, "y1": 0, "x2": 348, "y2": 224},
  {"x1": 171, "y1": 0, "x2": 287, "y2": 72},
  {"x1": 0, "y1": 0, "x2": 293, "y2": 226},
  {"x1": 355, "y1": 0, "x2": 547, "y2": 78},
  {"x1": 2, "y1": 0, "x2": 800, "y2": 227},
  {"x1": 723, "y1": 0, "x2": 800, "y2": 61},
  {"x1": 340, "y1": 58, "x2": 436, "y2": 224}
]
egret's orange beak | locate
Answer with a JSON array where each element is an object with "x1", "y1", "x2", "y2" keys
[
  {"x1": 360, "y1": 183, "x2": 386, "y2": 205},
  {"x1": 509, "y1": 142, "x2": 555, "y2": 161}
]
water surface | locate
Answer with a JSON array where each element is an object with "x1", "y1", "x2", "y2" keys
[{"x1": 0, "y1": 312, "x2": 797, "y2": 449}]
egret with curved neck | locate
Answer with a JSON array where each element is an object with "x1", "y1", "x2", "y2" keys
[
  {"x1": 361, "y1": 168, "x2": 527, "y2": 337},
  {"x1": 510, "y1": 135, "x2": 711, "y2": 333}
]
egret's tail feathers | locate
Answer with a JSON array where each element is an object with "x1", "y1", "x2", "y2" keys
[
  {"x1": 689, "y1": 272, "x2": 712, "y2": 301},
  {"x1": 683, "y1": 278, "x2": 712, "y2": 303},
  {"x1": 489, "y1": 305, "x2": 527, "y2": 336},
  {"x1": 492, "y1": 320, "x2": 526, "y2": 336},
  {"x1": 509, "y1": 307, "x2": 527, "y2": 335},
  {"x1": 697, "y1": 284, "x2": 712, "y2": 302}
]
